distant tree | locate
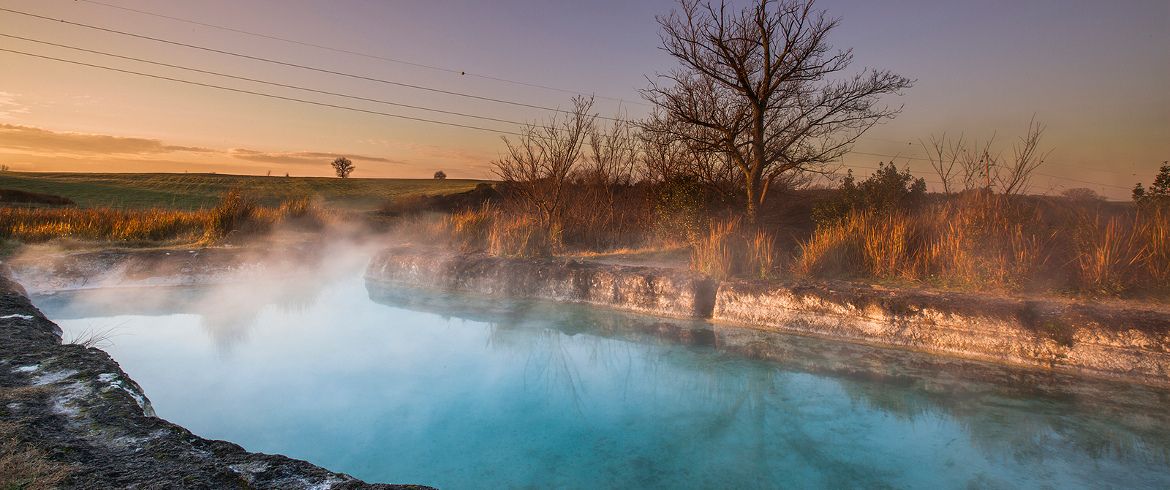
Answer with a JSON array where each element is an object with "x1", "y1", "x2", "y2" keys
[
  {"x1": 1061, "y1": 187, "x2": 1104, "y2": 203},
  {"x1": 643, "y1": 0, "x2": 913, "y2": 223},
  {"x1": 433, "y1": 170, "x2": 447, "y2": 180},
  {"x1": 1134, "y1": 162, "x2": 1170, "y2": 206},
  {"x1": 331, "y1": 157, "x2": 355, "y2": 178}
]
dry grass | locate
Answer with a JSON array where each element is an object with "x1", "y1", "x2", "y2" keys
[
  {"x1": 793, "y1": 193, "x2": 1168, "y2": 297},
  {"x1": 487, "y1": 213, "x2": 554, "y2": 258},
  {"x1": 0, "y1": 207, "x2": 209, "y2": 243},
  {"x1": 747, "y1": 229, "x2": 778, "y2": 279},
  {"x1": 0, "y1": 191, "x2": 332, "y2": 246},
  {"x1": 0, "y1": 421, "x2": 72, "y2": 490},
  {"x1": 395, "y1": 205, "x2": 557, "y2": 258},
  {"x1": 690, "y1": 218, "x2": 742, "y2": 280}
]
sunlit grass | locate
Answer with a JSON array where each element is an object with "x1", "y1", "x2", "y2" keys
[{"x1": 0, "y1": 190, "x2": 333, "y2": 245}]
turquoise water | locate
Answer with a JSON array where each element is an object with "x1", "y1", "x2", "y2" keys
[{"x1": 37, "y1": 275, "x2": 1170, "y2": 489}]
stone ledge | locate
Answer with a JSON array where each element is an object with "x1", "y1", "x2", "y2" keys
[
  {"x1": 365, "y1": 246, "x2": 717, "y2": 319},
  {"x1": 712, "y1": 280, "x2": 1170, "y2": 386}
]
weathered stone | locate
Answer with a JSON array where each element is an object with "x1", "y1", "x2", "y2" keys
[
  {"x1": 365, "y1": 246, "x2": 717, "y2": 319},
  {"x1": 368, "y1": 246, "x2": 1170, "y2": 386},
  {"x1": 712, "y1": 280, "x2": 1170, "y2": 386}
]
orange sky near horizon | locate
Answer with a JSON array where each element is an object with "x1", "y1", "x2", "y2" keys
[{"x1": 0, "y1": 0, "x2": 1167, "y2": 198}]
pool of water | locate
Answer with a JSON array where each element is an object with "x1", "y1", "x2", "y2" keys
[{"x1": 34, "y1": 273, "x2": 1170, "y2": 489}]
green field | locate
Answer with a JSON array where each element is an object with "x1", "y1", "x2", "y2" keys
[{"x1": 0, "y1": 172, "x2": 486, "y2": 210}]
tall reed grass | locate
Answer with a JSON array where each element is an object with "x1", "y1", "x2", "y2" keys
[
  {"x1": 689, "y1": 218, "x2": 778, "y2": 280},
  {"x1": 793, "y1": 193, "x2": 1169, "y2": 297}
]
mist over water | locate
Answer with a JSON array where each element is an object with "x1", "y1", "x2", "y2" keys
[{"x1": 32, "y1": 249, "x2": 1170, "y2": 489}]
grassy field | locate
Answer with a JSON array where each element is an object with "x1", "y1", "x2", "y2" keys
[{"x1": 0, "y1": 172, "x2": 485, "y2": 210}]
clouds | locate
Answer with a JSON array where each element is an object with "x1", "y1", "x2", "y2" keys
[
  {"x1": 0, "y1": 123, "x2": 213, "y2": 155},
  {"x1": 0, "y1": 93, "x2": 31, "y2": 119},
  {"x1": 0, "y1": 124, "x2": 399, "y2": 167},
  {"x1": 228, "y1": 149, "x2": 403, "y2": 166},
  {"x1": 0, "y1": 123, "x2": 480, "y2": 178}
]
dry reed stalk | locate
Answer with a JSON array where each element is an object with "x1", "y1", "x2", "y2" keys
[{"x1": 690, "y1": 218, "x2": 741, "y2": 280}]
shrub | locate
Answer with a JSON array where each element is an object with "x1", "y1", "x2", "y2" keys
[
  {"x1": 812, "y1": 162, "x2": 927, "y2": 226},
  {"x1": 652, "y1": 177, "x2": 711, "y2": 244}
]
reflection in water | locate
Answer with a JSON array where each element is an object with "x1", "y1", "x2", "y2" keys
[
  {"x1": 38, "y1": 273, "x2": 329, "y2": 352},
  {"x1": 32, "y1": 275, "x2": 1170, "y2": 489}
]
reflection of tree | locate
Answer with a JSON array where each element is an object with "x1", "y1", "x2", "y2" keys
[{"x1": 366, "y1": 282, "x2": 1170, "y2": 484}]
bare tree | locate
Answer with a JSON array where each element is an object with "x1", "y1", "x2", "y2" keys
[
  {"x1": 643, "y1": 0, "x2": 913, "y2": 223},
  {"x1": 920, "y1": 133, "x2": 966, "y2": 194},
  {"x1": 586, "y1": 112, "x2": 639, "y2": 187},
  {"x1": 331, "y1": 157, "x2": 355, "y2": 178},
  {"x1": 637, "y1": 119, "x2": 689, "y2": 183},
  {"x1": 492, "y1": 95, "x2": 597, "y2": 229},
  {"x1": 957, "y1": 136, "x2": 998, "y2": 191},
  {"x1": 995, "y1": 117, "x2": 1050, "y2": 196}
]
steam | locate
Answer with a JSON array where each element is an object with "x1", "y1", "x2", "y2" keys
[{"x1": 10, "y1": 215, "x2": 446, "y2": 351}]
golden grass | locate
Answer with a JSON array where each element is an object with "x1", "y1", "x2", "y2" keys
[
  {"x1": 793, "y1": 194, "x2": 1168, "y2": 297},
  {"x1": 0, "y1": 191, "x2": 331, "y2": 245},
  {"x1": 487, "y1": 213, "x2": 553, "y2": 258},
  {"x1": 0, "y1": 207, "x2": 208, "y2": 243},
  {"x1": 747, "y1": 229, "x2": 778, "y2": 279},
  {"x1": 690, "y1": 218, "x2": 741, "y2": 280}
]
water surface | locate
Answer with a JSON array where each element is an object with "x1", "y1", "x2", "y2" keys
[{"x1": 35, "y1": 274, "x2": 1170, "y2": 489}]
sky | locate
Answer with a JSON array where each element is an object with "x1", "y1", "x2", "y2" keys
[{"x1": 0, "y1": 0, "x2": 1166, "y2": 198}]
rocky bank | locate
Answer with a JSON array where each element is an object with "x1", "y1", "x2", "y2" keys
[{"x1": 366, "y1": 247, "x2": 1170, "y2": 386}]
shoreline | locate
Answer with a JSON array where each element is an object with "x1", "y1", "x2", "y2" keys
[
  {"x1": 365, "y1": 246, "x2": 1170, "y2": 387},
  {"x1": 1, "y1": 244, "x2": 1167, "y2": 487}
]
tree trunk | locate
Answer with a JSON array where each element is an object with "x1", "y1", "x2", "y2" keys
[{"x1": 745, "y1": 171, "x2": 762, "y2": 226}]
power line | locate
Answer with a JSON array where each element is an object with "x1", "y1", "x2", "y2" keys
[
  {"x1": 0, "y1": 47, "x2": 521, "y2": 135},
  {"x1": 74, "y1": 0, "x2": 646, "y2": 106},
  {"x1": 0, "y1": 6, "x2": 625, "y2": 122},
  {"x1": 0, "y1": 32, "x2": 531, "y2": 127}
]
